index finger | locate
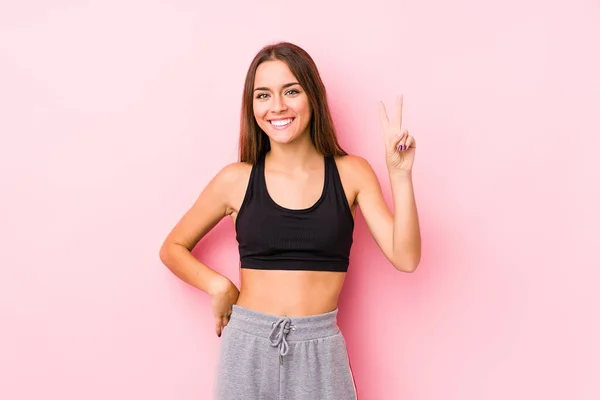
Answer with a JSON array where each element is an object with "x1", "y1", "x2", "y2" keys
[{"x1": 378, "y1": 101, "x2": 389, "y2": 128}]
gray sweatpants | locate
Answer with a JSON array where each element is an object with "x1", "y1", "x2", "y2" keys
[{"x1": 215, "y1": 304, "x2": 358, "y2": 400}]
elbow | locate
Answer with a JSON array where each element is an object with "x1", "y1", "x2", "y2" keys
[
  {"x1": 392, "y1": 254, "x2": 421, "y2": 273},
  {"x1": 159, "y1": 243, "x2": 170, "y2": 265},
  {"x1": 159, "y1": 240, "x2": 191, "y2": 267},
  {"x1": 159, "y1": 241, "x2": 177, "y2": 266},
  {"x1": 394, "y1": 262, "x2": 419, "y2": 273}
]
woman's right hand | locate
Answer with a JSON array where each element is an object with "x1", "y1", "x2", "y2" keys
[{"x1": 209, "y1": 276, "x2": 240, "y2": 337}]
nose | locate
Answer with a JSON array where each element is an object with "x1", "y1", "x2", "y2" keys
[{"x1": 271, "y1": 94, "x2": 288, "y2": 113}]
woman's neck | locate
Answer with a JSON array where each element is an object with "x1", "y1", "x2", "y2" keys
[{"x1": 266, "y1": 137, "x2": 322, "y2": 172}]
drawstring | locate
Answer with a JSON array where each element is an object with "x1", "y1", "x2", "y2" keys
[{"x1": 269, "y1": 317, "x2": 295, "y2": 364}]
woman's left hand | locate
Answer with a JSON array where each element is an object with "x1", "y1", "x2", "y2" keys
[{"x1": 378, "y1": 95, "x2": 416, "y2": 172}]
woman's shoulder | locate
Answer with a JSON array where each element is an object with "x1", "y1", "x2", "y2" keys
[
  {"x1": 332, "y1": 154, "x2": 382, "y2": 200},
  {"x1": 333, "y1": 153, "x2": 376, "y2": 179},
  {"x1": 212, "y1": 161, "x2": 253, "y2": 188},
  {"x1": 204, "y1": 162, "x2": 254, "y2": 213}
]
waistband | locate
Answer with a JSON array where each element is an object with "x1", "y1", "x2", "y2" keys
[
  {"x1": 227, "y1": 305, "x2": 340, "y2": 342},
  {"x1": 227, "y1": 305, "x2": 341, "y2": 359}
]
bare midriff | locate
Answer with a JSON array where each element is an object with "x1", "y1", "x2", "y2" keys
[{"x1": 235, "y1": 268, "x2": 347, "y2": 317}]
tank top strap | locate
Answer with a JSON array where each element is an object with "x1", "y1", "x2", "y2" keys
[
  {"x1": 252, "y1": 153, "x2": 270, "y2": 203},
  {"x1": 238, "y1": 153, "x2": 266, "y2": 212},
  {"x1": 325, "y1": 156, "x2": 350, "y2": 211}
]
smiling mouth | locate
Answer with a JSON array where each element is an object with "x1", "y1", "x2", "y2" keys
[{"x1": 269, "y1": 118, "x2": 294, "y2": 128}]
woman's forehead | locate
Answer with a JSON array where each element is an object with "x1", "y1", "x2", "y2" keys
[{"x1": 254, "y1": 60, "x2": 297, "y2": 88}]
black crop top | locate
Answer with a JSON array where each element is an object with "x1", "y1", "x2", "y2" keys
[{"x1": 235, "y1": 154, "x2": 354, "y2": 272}]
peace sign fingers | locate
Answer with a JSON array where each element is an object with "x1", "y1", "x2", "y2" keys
[
  {"x1": 391, "y1": 94, "x2": 403, "y2": 130},
  {"x1": 378, "y1": 94, "x2": 416, "y2": 171},
  {"x1": 378, "y1": 95, "x2": 404, "y2": 136}
]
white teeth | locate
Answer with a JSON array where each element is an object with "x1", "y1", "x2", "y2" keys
[{"x1": 270, "y1": 118, "x2": 293, "y2": 127}]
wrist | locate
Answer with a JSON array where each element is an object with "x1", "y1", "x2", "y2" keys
[{"x1": 388, "y1": 168, "x2": 413, "y2": 179}]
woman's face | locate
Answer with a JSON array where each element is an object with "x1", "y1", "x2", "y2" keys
[{"x1": 252, "y1": 60, "x2": 312, "y2": 145}]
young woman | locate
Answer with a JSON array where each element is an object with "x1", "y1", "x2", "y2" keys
[{"x1": 159, "y1": 42, "x2": 421, "y2": 399}]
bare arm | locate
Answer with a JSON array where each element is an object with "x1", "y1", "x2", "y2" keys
[
  {"x1": 387, "y1": 169, "x2": 421, "y2": 270},
  {"x1": 159, "y1": 238, "x2": 229, "y2": 296},
  {"x1": 159, "y1": 163, "x2": 248, "y2": 335},
  {"x1": 351, "y1": 96, "x2": 421, "y2": 272},
  {"x1": 352, "y1": 157, "x2": 421, "y2": 272}
]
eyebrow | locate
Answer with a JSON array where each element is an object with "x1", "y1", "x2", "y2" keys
[{"x1": 253, "y1": 82, "x2": 300, "y2": 92}]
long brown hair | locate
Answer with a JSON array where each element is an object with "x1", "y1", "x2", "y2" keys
[{"x1": 239, "y1": 42, "x2": 347, "y2": 164}]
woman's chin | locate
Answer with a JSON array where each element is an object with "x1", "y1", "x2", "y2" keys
[{"x1": 266, "y1": 129, "x2": 298, "y2": 144}]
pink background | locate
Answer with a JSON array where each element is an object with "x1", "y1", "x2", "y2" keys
[{"x1": 1, "y1": 0, "x2": 599, "y2": 399}]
